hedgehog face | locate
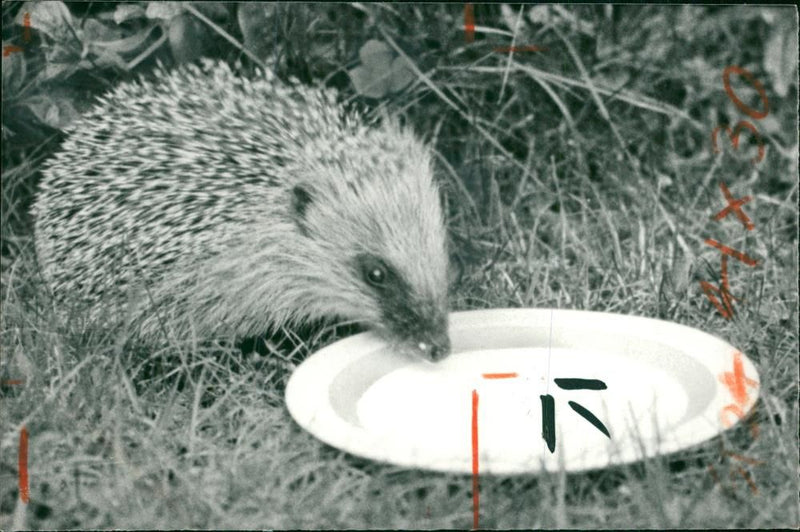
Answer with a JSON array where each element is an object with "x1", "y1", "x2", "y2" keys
[
  {"x1": 291, "y1": 126, "x2": 451, "y2": 362},
  {"x1": 354, "y1": 252, "x2": 451, "y2": 362}
]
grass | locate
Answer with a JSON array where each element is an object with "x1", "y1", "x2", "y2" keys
[{"x1": 1, "y1": 3, "x2": 798, "y2": 529}]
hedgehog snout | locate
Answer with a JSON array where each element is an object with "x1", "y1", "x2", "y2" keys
[{"x1": 415, "y1": 328, "x2": 451, "y2": 363}]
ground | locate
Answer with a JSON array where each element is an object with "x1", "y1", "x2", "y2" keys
[{"x1": 1, "y1": 3, "x2": 798, "y2": 529}]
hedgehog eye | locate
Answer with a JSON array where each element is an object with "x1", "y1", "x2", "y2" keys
[
  {"x1": 355, "y1": 253, "x2": 396, "y2": 290},
  {"x1": 366, "y1": 265, "x2": 386, "y2": 286}
]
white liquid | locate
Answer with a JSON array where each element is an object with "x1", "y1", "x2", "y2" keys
[{"x1": 356, "y1": 347, "x2": 690, "y2": 469}]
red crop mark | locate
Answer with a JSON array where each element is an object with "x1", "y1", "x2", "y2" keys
[
  {"x1": 713, "y1": 181, "x2": 754, "y2": 230},
  {"x1": 464, "y1": 4, "x2": 475, "y2": 43},
  {"x1": 471, "y1": 389, "x2": 479, "y2": 530},
  {"x1": 704, "y1": 239, "x2": 758, "y2": 267},
  {"x1": 23, "y1": 12, "x2": 31, "y2": 42},
  {"x1": 2, "y1": 379, "x2": 24, "y2": 386},
  {"x1": 3, "y1": 44, "x2": 24, "y2": 56},
  {"x1": 707, "y1": 464, "x2": 721, "y2": 484},
  {"x1": 493, "y1": 45, "x2": 548, "y2": 53},
  {"x1": 469, "y1": 372, "x2": 516, "y2": 527},
  {"x1": 699, "y1": 256, "x2": 739, "y2": 319},
  {"x1": 711, "y1": 122, "x2": 765, "y2": 164},
  {"x1": 719, "y1": 351, "x2": 758, "y2": 406},
  {"x1": 708, "y1": 463, "x2": 759, "y2": 494},
  {"x1": 720, "y1": 404, "x2": 746, "y2": 427},
  {"x1": 710, "y1": 450, "x2": 765, "y2": 495},
  {"x1": 19, "y1": 426, "x2": 29, "y2": 503},
  {"x1": 482, "y1": 372, "x2": 518, "y2": 379},
  {"x1": 722, "y1": 65, "x2": 770, "y2": 120},
  {"x1": 723, "y1": 451, "x2": 764, "y2": 467},
  {"x1": 745, "y1": 403, "x2": 761, "y2": 439},
  {"x1": 2, "y1": 12, "x2": 31, "y2": 57},
  {"x1": 733, "y1": 466, "x2": 759, "y2": 494}
]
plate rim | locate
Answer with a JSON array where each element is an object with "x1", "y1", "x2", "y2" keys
[{"x1": 285, "y1": 308, "x2": 760, "y2": 475}]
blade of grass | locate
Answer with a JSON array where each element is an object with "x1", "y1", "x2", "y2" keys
[
  {"x1": 455, "y1": 64, "x2": 704, "y2": 131},
  {"x1": 378, "y1": 26, "x2": 544, "y2": 190}
]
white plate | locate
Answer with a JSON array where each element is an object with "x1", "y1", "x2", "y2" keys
[{"x1": 285, "y1": 309, "x2": 760, "y2": 475}]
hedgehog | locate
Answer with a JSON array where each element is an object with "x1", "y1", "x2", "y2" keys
[{"x1": 32, "y1": 60, "x2": 451, "y2": 362}]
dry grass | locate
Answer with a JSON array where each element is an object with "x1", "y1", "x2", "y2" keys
[{"x1": 1, "y1": 4, "x2": 797, "y2": 529}]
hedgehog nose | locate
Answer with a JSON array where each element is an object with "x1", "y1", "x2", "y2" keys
[{"x1": 418, "y1": 333, "x2": 451, "y2": 362}]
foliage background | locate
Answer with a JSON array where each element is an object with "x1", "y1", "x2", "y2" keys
[{"x1": 1, "y1": 2, "x2": 798, "y2": 529}]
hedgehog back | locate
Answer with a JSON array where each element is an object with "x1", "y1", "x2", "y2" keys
[{"x1": 34, "y1": 62, "x2": 355, "y2": 332}]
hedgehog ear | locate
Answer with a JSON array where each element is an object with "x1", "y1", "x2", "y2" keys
[{"x1": 291, "y1": 184, "x2": 313, "y2": 236}]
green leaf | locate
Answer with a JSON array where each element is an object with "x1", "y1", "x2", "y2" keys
[
  {"x1": 145, "y1": 1, "x2": 183, "y2": 21},
  {"x1": 2, "y1": 44, "x2": 27, "y2": 97},
  {"x1": 358, "y1": 39, "x2": 393, "y2": 66},
  {"x1": 40, "y1": 43, "x2": 80, "y2": 81},
  {"x1": 349, "y1": 39, "x2": 414, "y2": 98},
  {"x1": 763, "y1": 10, "x2": 798, "y2": 98},
  {"x1": 113, "y1": 4, "x2": 147, "y2": 25},
  {"x1": 89, "y1": 24, "x2": 157, "y2": 55},
  {"x1": 16, "y1": 0, "x2": 75, "y2": 41},
  {"x1": 83, "y1": 46, "x2": 128, "y2": 70},
  {"x1": 349, "y1": 65, "x2": 390, "y2": 99},
  {"x1": 41, "y1": 58, "x2": 76, "y2": 81},
  {"x1": 81, "y1": 17, "x2": 125, "y2": 43},
  {"x1": 388, "y1": 56, "x2": 414, "y2": 93},
  {"x1": 23, "y1": 93, "x2": 79, "y2": 129}
]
